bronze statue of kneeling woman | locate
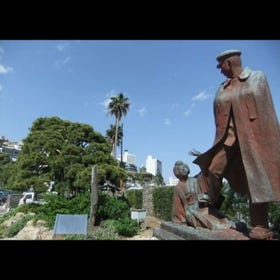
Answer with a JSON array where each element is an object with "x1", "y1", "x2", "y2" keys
[{"x1": 171, "y1": 160, "x2": 245, "y2": 231}]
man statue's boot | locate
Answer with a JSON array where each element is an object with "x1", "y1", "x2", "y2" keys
[
  {"x1": 205, "y1": 173, "x2": 225, "y2": 210},
  {"x1": 213, "y1": 193, "x2": 225, "y2": 210}
]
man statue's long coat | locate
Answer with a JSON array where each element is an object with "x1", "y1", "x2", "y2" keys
[{"x1": 193, "y1": 67, "x2": 280, "y2": 203}]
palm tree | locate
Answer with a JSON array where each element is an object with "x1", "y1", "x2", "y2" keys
[
  {"x1": 107, "y1": 93, "x2": 130, "y2": 159},
  {"x1": 105, "y1": 124, "x2": 123, "y2": 153}
]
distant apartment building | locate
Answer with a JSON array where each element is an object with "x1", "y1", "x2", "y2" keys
[
  {"x1": 145, "y1": 155, "x2": 162, "y2": 176},
  {"x1": 0, "y1": 139, "x2": 23, "y2": 161},
  {"x1": 123, "y1": 150, "x2": 136, "y2": 166},
  {"x1": 117, "y1": 150, "x2": 137, "y2": 172}
]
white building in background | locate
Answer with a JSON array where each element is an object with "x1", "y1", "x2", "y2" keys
[
  {"x1": 123, "y1": 150, "x2": 136, "y2": 166},
  {"x1": 117, "y1": 150, "x2": 136, "y2": 166},
  {"x1": 168, "y1": 176, "x2": 179, "y2": 186},
  {"x1": 145, "y1": 155, "x2": 162, "y2": 176}
]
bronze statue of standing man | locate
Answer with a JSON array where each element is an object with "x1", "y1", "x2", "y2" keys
[{"x1": 193, "y1": 49, "x2": 280, "y2": 239}]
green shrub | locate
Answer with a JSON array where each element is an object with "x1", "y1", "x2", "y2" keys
[
  {"x1": 33, "y1": 192, "x2": 91, "y2": 228},
  {"x1": 115, "y1": 217, "x2": 138, "y2": 237},
  {"x1": 100, "y1": 219, "x2": 118, "y2": 228},
  {"x1": 96, "y1": 192, "x2": 130, "y2": 224},
  {"x1": 99, "y1": 217, "x2": 138, "y2": 237}
]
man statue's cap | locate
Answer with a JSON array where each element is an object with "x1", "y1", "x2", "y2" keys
[{"x1": 216, "y1": 49, "x2": 241, "y2": 68}]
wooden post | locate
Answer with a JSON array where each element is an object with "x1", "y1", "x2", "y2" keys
[{"x1": 88, "y1": 166, "x2": 98, "y2": 232}]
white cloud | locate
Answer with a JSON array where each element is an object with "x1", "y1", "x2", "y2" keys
[
  {"x1": 63, "y1": 56, "x2": 71, "y2": 64},
  {"x1": 184, "y1": 110, "x2": 191, "y2": 117},
  {"x1": 138, "y1": 107, "x2": 147, "y2": 117},
  {"x1": 54, "y1": 56, "x2": 71, "y2": 70},
  {"x1": 0, "y1": 64, "x2": 13, "y2": 74},
  {"x1": 164, "y1": 118, "x2": 171, "y2": 125},
  {"x1": 102, "y1": 98, "x2": 111, "y2": 111},
  {"x1": 56, "y1": 43, "x2": 68, "y2": 52},
  {"x1": 101, "y1": 90, "x2": 116, "y2": 111},
  {"x1": 192, "y1": 90, "x2": 212, "y2": 101},
  {"x1": 182, "y1": 90, "x2": 212, "y2": 117},
  {"x1": 106, "y1": 90, "x2": 116, "y2": 98}
]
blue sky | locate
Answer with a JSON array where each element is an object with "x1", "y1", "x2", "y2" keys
[{"x1": 0, "y1": 40, "x2": 280, "y2": 183}]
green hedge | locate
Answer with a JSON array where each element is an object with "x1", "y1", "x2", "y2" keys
[
  {"x1": 125, "y1": 189, "x2": 143, "y2": 209},
  {"x1": 153, "y1": 186, "x2": 173, "y2": 221}
]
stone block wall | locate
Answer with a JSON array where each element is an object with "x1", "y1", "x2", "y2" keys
[{"x1": 142, "y1": 185, "x2": 158, "y2": 216}]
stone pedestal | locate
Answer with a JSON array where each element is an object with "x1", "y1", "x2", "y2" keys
[
  {"x1": 131, "y1": 208, "x2": 147, "y2": 228},
  {"x1": 153, "y1": 221, "x2": 250, "y2": 240}
]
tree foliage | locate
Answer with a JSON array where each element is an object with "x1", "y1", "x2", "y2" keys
[
  {"x1": 220, "y1": 182, "x2": 249, "y2": 224},
  {"x1": 105, "y1": 124, "x2": 123, "y2": 152},
  {"x1": 0, "y1": 153, "x2": 15, "y2": 189},
  {"x1": 268, "y1": 202, "x2": 280, "y2": 233},
  {"x1": 5, "y1": 117, "x2": 127, "y2": 194}
]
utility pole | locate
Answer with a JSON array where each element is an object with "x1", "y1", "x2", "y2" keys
[
  {"x1": 120, "y1": 123, "x2": 123, "y2": 164},
  {"x1": 120, "y1": 123, "x2": 124, "y2": 190},
  {"x1": 88, "y1": 166, "x2": 98, "y2": 232}
]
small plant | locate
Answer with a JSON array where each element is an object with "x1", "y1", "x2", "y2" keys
[
  {"x1": 87, "y1": 226, "x2": 121, "y2": 240},
  {"x1": 0, "y1": 208, "x2": 17, "y2": 225},
  {"x1": 5, "y1": 214, "x2": 34, "y2": 237}
]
